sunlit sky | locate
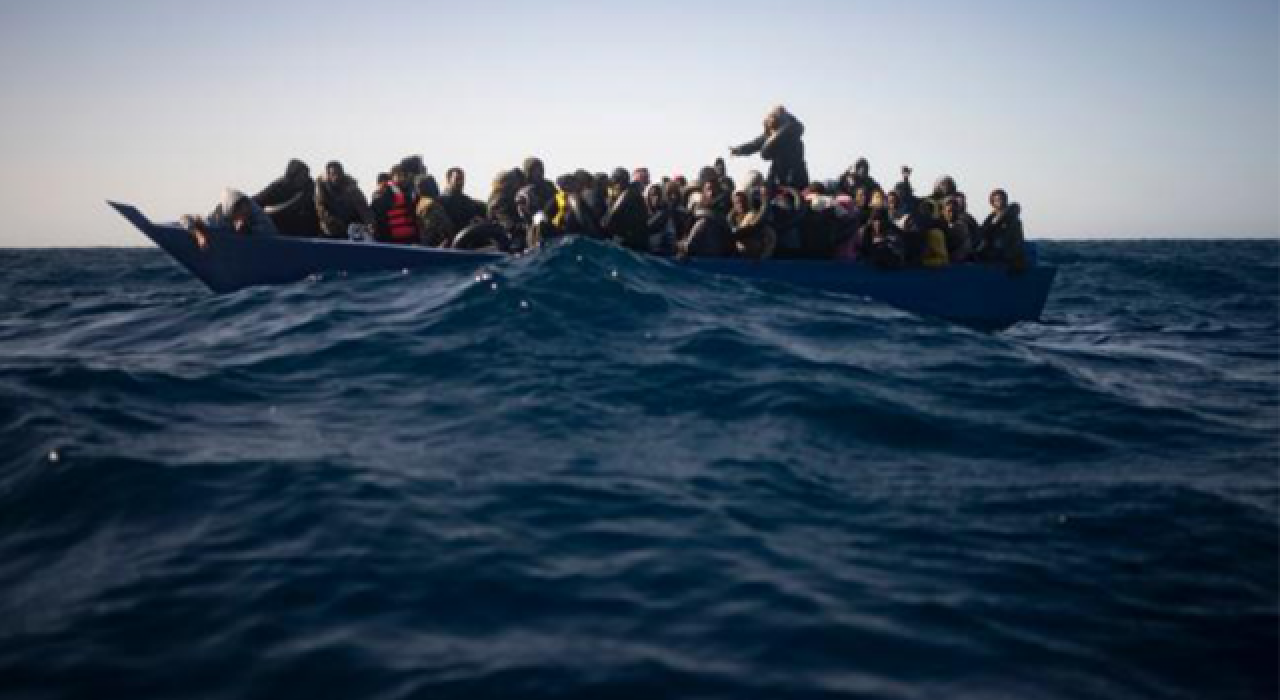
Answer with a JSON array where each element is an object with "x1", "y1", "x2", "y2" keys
[{"x1": 0, "y1": 0, "x2": 1276, "y2": 246}]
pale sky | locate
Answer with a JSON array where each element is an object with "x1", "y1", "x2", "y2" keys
[{"x1": 0, "y1": 0, "x2": 1276, "y2": 246}]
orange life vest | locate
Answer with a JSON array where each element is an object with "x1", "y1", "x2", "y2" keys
[{"x1": 387, "y1": 185, "x2": 417, "y2": 243}]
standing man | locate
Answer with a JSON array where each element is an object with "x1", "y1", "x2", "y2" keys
[{"x1": 729, "y1": 105, "x2": 809, "y2": 189}]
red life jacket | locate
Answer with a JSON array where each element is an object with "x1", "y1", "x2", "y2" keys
[{"x1": 386, "y1": 184, "x2": 417, "y2": 243}]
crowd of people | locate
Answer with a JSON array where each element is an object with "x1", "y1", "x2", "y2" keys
[{"x1": 184, "y1": 106, "x2": 1027, "y2": 270}]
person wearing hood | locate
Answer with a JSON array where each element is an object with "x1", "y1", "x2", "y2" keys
[
  {"x1": 977, "y1": 189, "x2": 1027, "y2": 271},
  {"x1": 713, "y1": 157, "x2": 736, "y2": 194},
  {"x1": 601, "y1": 168, "x2": 650, "y2": 252},
  {"x1": 181, "y1": 188, "x2": 278, "y2": 250},
  {"x1": 414, "y1": 175, "x2": 455, "y2": 247},
  {"x1": 861, "y1": 213, "x2": 905, "y2": 269},
  {"x1": 560, "y1": 171, "x2": 604, "y2": 238},
  {"x1": 371, "y1": 165, "x2": 420, "y2": 244},
  {"x1": 520, "y1": 157, "x2": 559, "y2": 220},
  {"x1": 644, "y1": 183, "x2": 680, "y2": 255},
  {"x1": 838, "y1": 158, "x2": 880, "y2": 200},
  {"x1": 928, "y1": 175, "x2": 958, "y2": 214},
  {"x1": 315, "y1": 161, "x2": 376, "y2": 239},
  {"x1": 253, "y1": 159, "x2": 319, "y2": 236},
  {"x1": 487, "y1": 169, "x2": 524, "y2": 240},
  {"x1": 729, "y1": 105, "x2": 809, "y2": 189},
  {"x1": 680, "y1": 180, "x2": 734, "y2": 258}
]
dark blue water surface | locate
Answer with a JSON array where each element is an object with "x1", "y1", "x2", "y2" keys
[{"x1": 0, "y1": 239, "x2": 1276, "y2": 699}]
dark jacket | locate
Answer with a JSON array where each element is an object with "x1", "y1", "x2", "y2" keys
[
  {"x1": 564, "y1": 192, "x2": 603, "y2": 238},
  {"x1": 978, "y1": 204, "x2": 1027, "y2": 269},
  {"x1": 253, "y1": 160, "x2": 319, "y2": 236},
  {"x1": 602, "y1": 184, "x2": 650, "y2": 251},
  {"x1": 315, "y1": 176, "x2": 376, "y2": 238},
  {"x1": 438, "y1": 191, "x2": 485, "y2": 231},
  {"x1": 732, "y1": 116, "x2": 810, "y2": 189},
  {"x1": 682, "y1": 208, "x2": 734, "y2": 258}
]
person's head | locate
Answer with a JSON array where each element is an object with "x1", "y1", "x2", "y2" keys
[
  {"x1": 400, "y1": 155, "x2": 426, "y2": 177},
  {"x1": 523, "y1": 157, "x2": 545, "y2": 183},
  {"x1": 696, "y1": 166, "x2": 718, "y2": 188},
  {"x1": 701, "y1": 179, "x2": 719, "y2": 203},
  {"x1": 943, "y1": 197, "x2": 959, "y2": 223},
  {"x1": 285, "y1": 159, "x2": 310, "y2": 183},
  {"x1": 645, "y1": 184, "x2": 663, "y2": 211},
  {"x1": 632, "y1": 167, "x2": 650, "y2": 187},
  {"x1": 390, "y1": 165, "x2": 409, "y2": 187},
  {"x1": 765, "y1": 105, "x2": 787, "y2": 131},
  {"x1": 673, "y1": 175, "x2": 688, "y2": 189},
  {"x1": 664, "y1": 180, "x2": 684, "y2": 207},
  {"x1": 869, "y1": 190, "x2": 885, "y2": 210},
  {"x1": 855, "y1": 158, "x2": 870, "y2": 178},
  {"x1": 918, "y1": 198, "x2": 937, "y2": 220},
  {"x1": 376, "y1": 173, "x2": 391, "y2": 189},
  {"x1": 325, "y1": 161, "x2": 345, "y2": 184},
  {"x1": 610, "y1": 167, "x2": 630, "y2": 191},
  {"x1": 886, "y1": 190, "x2": 901, "y2": 212},
  {"x1": 713, "y1": 157, "x2": 727, "y2": 177},
  {"x1": 446, "y1": 167, "x2": 465, "y2": 193},
  {"x1": 743, "y1": 170, "x2": 764, "y2": 191},
  {"x1": 731, "y1": 190, "x2": 749, "y2": 215},
  {"x1": 229, "y1": 196, "x2": 253, "y2": 233},
  {"x1": 594, "y1": 172, "x2": 609, "y2": 192},
  {"x1": 416, "y1": 174, "x2": 440, "y2": 199},
  {"x1": 955, "y1": 192, "x2": 968, "y2": 213},
  {"x1": 990, "y1": 189, "x2": 1008, "y2": 212},
  {"x1": 933, "y1": 175, "x2": 957, "y2": 198},
  {"x1": 557, "y1": 174, "x2": 580, "y2": 194},
  {"x1": 853, "y1": 187, "x2": 868, "y2": 209}
]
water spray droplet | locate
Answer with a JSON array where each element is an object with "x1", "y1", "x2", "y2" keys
[
  {"x1": 47, "y1": 450, "x2": 60, "y2": 464},
  {"x1": 519, "y1": 300, "x2": 531, "y2": 310},
  {"x1": 610, "y1": 269, "x2": 619, "y2": 278}
]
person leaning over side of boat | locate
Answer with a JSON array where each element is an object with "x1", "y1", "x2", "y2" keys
[
  {"x1": 437, "y1": 168, "x2": 486, "y2": 232},
  {"x1": 370, "y1": 165, "x2": 420, "y2": 244},
  {"x1": 315, "y1": 161, "x2": 377, "y2": 239},
  {"x1": 729, "y1": 105, "x2": 810, "y2": 189},
  {"x1": 976, "y1": 189, "x2": 1027, "y2": 272},
  {"x1": 180, "y1": 188, "x2": 278, "y2": 250},
  {"x1": 414, "y1": 175, "x2": 455, "y2": 247},
  {"x1": 253, "y1": 159, "x2": 320, "y2": 236},
  {"x1": 601, "y1": 168, "x2": 650, "y2": 252}
]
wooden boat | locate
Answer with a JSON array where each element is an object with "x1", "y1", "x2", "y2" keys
[{"x1": 111, "y1": 201, "x2": 1055, "y2": 331}]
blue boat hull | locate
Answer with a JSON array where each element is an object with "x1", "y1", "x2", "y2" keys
[{"x1": 111, "y1": 201, "x2": 1055, "y2": 331}]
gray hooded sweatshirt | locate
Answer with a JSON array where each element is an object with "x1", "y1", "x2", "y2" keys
[{"x1": 203, "y1": 188, "x2": 279, "y2": 236}]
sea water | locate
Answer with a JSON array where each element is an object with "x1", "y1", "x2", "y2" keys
[{"x1": 0, "y1": 239, "x2": 1276, "y2": 699}]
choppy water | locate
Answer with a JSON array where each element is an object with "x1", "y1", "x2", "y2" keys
[{"x1": 1, "y1": 239, "x2": 1276, "y2": 699}]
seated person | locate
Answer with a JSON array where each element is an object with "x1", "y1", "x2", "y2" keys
[
  {"x1": 415, "y1": 175, "x2": 455, "y2": 247},
  {"x1": 601, "y1": 168, "x2": 649, "y2": 252},
  {"x1": 729, "y1": 188, "x2": 776, "y2": 260},
  {"x1": 438, "y1": 168, "x2": 486, "y2": 231},
  {"x1": 942, "y1": 197, "x2": 975, "y2": 263},
  {"x1": 371, "y1": 165, "x2": 420, "y2": 244},
  {"x1": 316, "y1": 161, "x2": 377, "y2": 239},
  {"x1": 181, "y1": 188, "x2": 278, "y2": 249},
  {"x1": 977, "y1": 189, "x2": 1027, "y2": 271},
  {"x1": 860, "y1": 214, "x2": 905, "y2": 269},
  {"x1": 680, "y1": 181, "x2": 735, "y2": 258},
  {"x1": 253, "y1": 159, "x2": 319, "y2": 236}
]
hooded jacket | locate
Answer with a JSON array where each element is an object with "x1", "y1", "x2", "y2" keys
[
  {"x1": 602, "y1": 183, "x2": 650, "y2": 251},
  {"x1": 978, "y1": 203, "x2": 1027, "y2": 269},
  {"x1": 198, "y1": 188, "x2": 279, "y2": 236},
  {"x1": 253, "y1": 160, "x2": 319, "y2": 236},
  {"x1": 316, "y1": 175, "x2": 376, "y2": 238},
  {"x1": 731, "y1": 112, "x2": 810, "y2": 189}
]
